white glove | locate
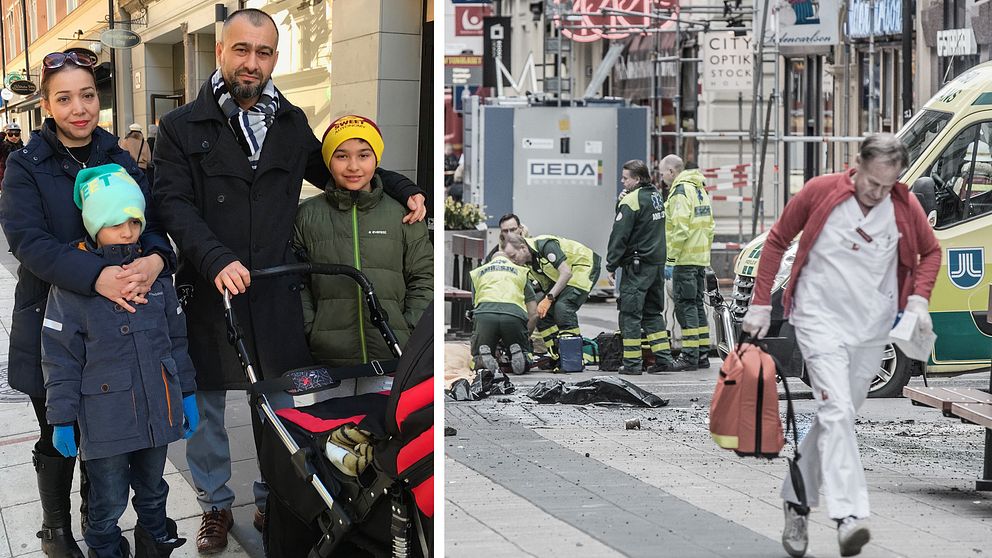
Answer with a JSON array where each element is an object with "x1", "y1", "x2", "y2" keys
[
  {"x1": 905, "y1": 295, "x2": 932, "y2": 336},
  {"x1": 742, "y1": 305, "x2": 772, "y2": 339}
]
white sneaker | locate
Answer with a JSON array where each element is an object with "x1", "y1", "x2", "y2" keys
[
  {"x1": 837, "y1": 516, "x2": 870, "y2": 557},
  {"x1": 781, "y1": 503, "x2": 808, "y2": 558}
]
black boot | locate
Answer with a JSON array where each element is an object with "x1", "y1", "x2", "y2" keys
[
  {"x1": 87, "y1": 536, "x2": 130, "y2": 558},
  {"x1": 133, "y1": 518, "x2": 186, "y2": 558},
  {"x1": 34, "y1": 450, "x2": 85, "y2": 557},
  {"x1": 78, "y1": 459, "x2": 90, "y2": 537}
]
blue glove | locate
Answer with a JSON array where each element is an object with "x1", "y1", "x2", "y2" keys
[
  {"x1": 665, "y1": 265, "x2": 674, "y2": 280},
  {"x1": 182, "y1": 394, "x2": 199, "y2": 439},
  {"x1": 53, "y1": 425, "x2": 77, "y2": 458}
]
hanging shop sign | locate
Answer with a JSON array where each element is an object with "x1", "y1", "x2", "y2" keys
[
  {"x1": 701, "y1": 32, "x2": 753, "y2": 92},
  {"x1": 100, "y1": 28, "x2": 141, "y2": 49},
  {"x1": 937, "y1": 28, "x2": 978, "y2": 57},
  {"x1": 482, "y1": 17, "x2": 511, "y2": 88},
  {"x1": 555, "y1": 0, "x2": 679, "y2": 43},
  {"x1": 454, "y1": 5, "x2": 491, "y2": 36},
  {"x1": 9, "y1": 80, "x2": 37, "y2": 95},
  {"x1": 846, "y1": 0, "x2": 902, "y2": 39},
  {"x1": 757, "y1": 0, "x2": 840, "y2": 52}
]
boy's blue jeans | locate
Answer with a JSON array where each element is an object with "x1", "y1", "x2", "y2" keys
[{"x1": 84, "y1": 445, "x2": 169, "y2": 557}]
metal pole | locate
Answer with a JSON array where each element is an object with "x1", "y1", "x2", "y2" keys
[
  {"x1": 653, "y1": 7, "x2": 661, "y2": 162},
  {"x1": 901, "y1": 0, "x2": 913, "y2": 124},
  {"x1": 738, "y1": 91, "x2": 744, "y2": 244},
  {"x1": 868, "y1": 0, "x2": 876, "y2": 134},
  {"x1": 19, "y1": 0, "x2": 30, "y2": 131},
  {"x1": 1, "y1": 4, "x2": 6, "y2": 124},
  {"x1": 109, "y1": 0, "x2": 118, "y2": 136},
  {"x1": 674, "y1": 7, "x2": 682, "y2": 156}
]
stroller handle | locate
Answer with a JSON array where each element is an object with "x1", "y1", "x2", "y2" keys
[
  {"x1": 251, "y1": 263, "x2": 373, "y2": 290},
  {"x1": 221, "y1": 263, "x2": 403, "y2": 360}
]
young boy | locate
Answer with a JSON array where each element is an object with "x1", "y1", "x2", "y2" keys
[
  {"x1": 294, "y1": 115, "x2": 433, "y2": 395},
  {"x1": 42, "y1": 164, "x2": 198, "y2": 558}
]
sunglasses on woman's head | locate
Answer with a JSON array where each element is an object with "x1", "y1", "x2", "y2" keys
[{"x1": 42, "y1": 51, "x2": 97, "y2": 71}]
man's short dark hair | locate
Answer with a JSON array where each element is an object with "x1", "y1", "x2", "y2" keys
[
  {"x1": 498, "y1": 213, "x2": 521, "y2": 227},
  {"x1": 224, "y1": 8, "x2": 280, "y2": 43},
  {"x1": 622, "y1": 159, "x2": 651, "y2": 183}
]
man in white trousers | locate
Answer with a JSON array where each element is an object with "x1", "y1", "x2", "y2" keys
[{"x1": 742, "y1": 134, "x2": 941, "y2": 557}]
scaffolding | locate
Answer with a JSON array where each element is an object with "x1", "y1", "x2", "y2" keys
[{"x1": 547, "y1": 0, "x2": 873, "y2": 241}]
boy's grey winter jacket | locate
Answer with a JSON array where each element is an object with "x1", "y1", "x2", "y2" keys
[{"x1": 42, "y1": 243, "x2": 196, "y2": 461}]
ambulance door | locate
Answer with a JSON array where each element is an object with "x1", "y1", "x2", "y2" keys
[{"x1": 924, "y1": 115, "x2": 992, "y2": 364}]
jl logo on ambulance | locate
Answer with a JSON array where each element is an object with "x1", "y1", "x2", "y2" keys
[{"x1": 947, "y1": 247, "x2": 984, "y2": 289}]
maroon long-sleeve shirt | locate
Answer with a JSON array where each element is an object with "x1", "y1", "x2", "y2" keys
[{"x1": 752, "y1": 168, "x2": 942, "y2": 317}]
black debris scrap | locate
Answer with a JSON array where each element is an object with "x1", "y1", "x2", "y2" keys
[
  {"x1": 446, "y1": 368, "x2": 515, "y2": 401},
  {"x1": 526, "y1": 376, "x2": 669, "y2": 408}
]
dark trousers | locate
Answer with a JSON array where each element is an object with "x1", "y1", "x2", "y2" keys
[
  {"x1": 618, "y1": 263, "x2": 673, "y2": 369},
  {"x1": 535, "y1": 258, "x2": 601, "y2": 357},
  {"x1": 672, "y1": 265, "x2": 708, "y2": 362},
  {"x1": 84, "y1": 446, "x2": 170, "y2": 557},
  {"x1": 471, "y1": 313, "x2": 530, "y2": 356}
]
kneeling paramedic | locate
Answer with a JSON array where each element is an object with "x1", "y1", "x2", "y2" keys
[
  {"x1": 42, "y1": 165, "x2": 198, "y2": 558},
  {"x1": 469, "y1": 250, "x2": 538, "y2": 374},
  {"x1": 742, "y1": 134, "x2": 940, "y2": 558},
  {"x1": 502, "y1": 233, "x2": 600, "y2": 365}
]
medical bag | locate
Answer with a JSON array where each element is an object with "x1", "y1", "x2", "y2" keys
[
  {"x1": 709, "y1": 340, "x2": 784, "y2": 458},
  {"x1": 595, "y1": 331, "x2": 622, "y2": 371},
  {"x1": 557, "y1": 335, "x2": 585, "y2": 372}
]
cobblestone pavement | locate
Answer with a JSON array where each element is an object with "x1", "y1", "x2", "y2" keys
[{"x1": 445, "y1": 302, "x2": 992, "y2": 558}]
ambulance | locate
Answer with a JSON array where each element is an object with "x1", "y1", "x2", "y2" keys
[{"x1": 723, "y1": 61, "x2": 992, "y2": 397}]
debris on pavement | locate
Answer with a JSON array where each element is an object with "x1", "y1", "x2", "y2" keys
[
  {"x1": 525, "y1": 376, "x2": 669, "y2": 407},
  {"x1": 625, "y1": 419, "x2": 641, "y2": 430},
  {"x1": 446, "y1": 368, "x2": 515, "y2": 401},
  {"x1": 444, "y1": 426, "x2": 457, "y2": 437}
]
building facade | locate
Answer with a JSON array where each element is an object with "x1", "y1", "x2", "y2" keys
[{"x1": 1, "y1": 0, "x2": 432, "y2": 185}]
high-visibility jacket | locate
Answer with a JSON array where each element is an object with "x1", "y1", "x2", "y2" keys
[
  {"x1": 666, "y1": 169, "x2": 715, "y2": 267},
  {"x1": 606, "y1": 182, "x2": 666, "y2": 272},
  {"x1": 470, "y1": 255, "x2": 531, "y2": 321},
  {"x1": 525, "y1": 235, "x2": 597, "y2": 293}
]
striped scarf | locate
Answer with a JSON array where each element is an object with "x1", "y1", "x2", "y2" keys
[{"x1": 211, "y1": 69, "x2": 279, "y2": 169}]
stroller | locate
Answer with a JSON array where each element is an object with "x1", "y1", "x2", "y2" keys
[{"x1": 222, "y1": 263, "x2": 433, "y2": 557}]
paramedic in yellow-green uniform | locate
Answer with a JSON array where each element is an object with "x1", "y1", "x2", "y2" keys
[
  {"x1": 502, "y1": 233, "x2": 600, "y2": 362},
  {"x1": 663, "y1": 155, "x2": 716, "y2": 369},
  {"x1": 469, "y1": 252, "x2": 537, "y2": 375}
]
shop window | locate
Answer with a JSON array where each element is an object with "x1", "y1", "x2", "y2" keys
[{"x1": 928, "y1": 121, "x2": 992, "y2": 228}]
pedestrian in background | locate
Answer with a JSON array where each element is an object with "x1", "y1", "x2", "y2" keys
[
  {"x1": 0, "y1": 47, "x2": 174, "y2": 557},
  {"x1": 0, "y1": 121, "x2": 24, "y2": 189},
  {"x1": 606, "y1": 159, "x2": 687, "y2": 374},
  {"x1": 119, "y1": 123, "x2": 151, "y2": 171},
  {"x1": 742, "y1": 134, "x2": 941, "y2": 558},
  {"x1": 663, "y1": 154, "x2": 715, "y2": 370},
  {"x1": 152, "y1": 9, "x2": 426, "y2": 552}
]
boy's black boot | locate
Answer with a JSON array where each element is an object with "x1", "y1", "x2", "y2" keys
[
  {"x1": 78, "y1": 460, "x2": 90, "y2": 537},
  {"x1": 87, "y1": 537, "x2": 130, "y2": 558},
  {"x1": 133, "y1": 518, "x2": 186, "y2": 558},
  {"x1": 34, "y1": 450, "x2": 85, "y2": 557}
]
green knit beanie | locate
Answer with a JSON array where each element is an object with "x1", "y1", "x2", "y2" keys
[{"x1": 73, "y1": 164, "x2": 146, "y2": 241}]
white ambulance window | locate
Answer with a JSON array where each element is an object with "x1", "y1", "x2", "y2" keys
[{"x1": 931, "y1": 120, "x2": 992, "y2": 228}]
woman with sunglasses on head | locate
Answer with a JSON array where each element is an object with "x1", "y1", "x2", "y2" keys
[
  {"x1": 0, "y1": 121, "x2": 24, "y2": 189},
  {"x1": 0, "y1": 49, "x2": 175, "y2": 557}
]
